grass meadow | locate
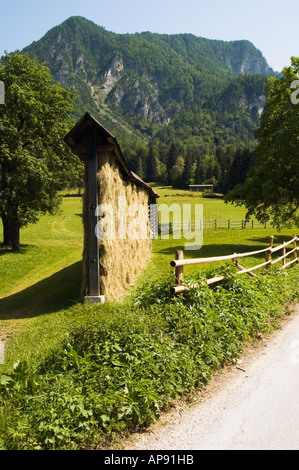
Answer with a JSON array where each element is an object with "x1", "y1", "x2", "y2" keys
[
  {"x1": 0, "y1": 186, "x2": 297, "y2": 365},
  {"x1": 0, "y1": 186, "x2": 298, "y2": 449}
]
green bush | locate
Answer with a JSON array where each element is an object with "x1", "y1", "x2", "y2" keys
[{"x1": 0, "y1": 265, "x2": 298, "y2": 449}]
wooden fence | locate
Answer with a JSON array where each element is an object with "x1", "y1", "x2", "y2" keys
[
  {"x1": 170, "y1": 235, "x2": 299, "y2": 294},
  {"x1": 159, "y1": 219, "x2": 273, "y2": 235}
]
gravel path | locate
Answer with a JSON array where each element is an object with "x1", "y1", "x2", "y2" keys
[{"x1": 125, "y1": 304, "x2": 299, "y2": 451}]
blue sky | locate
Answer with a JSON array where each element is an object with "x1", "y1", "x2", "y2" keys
[{"x1": 0, "y1": 0, "x2": 297, "y2": 72}]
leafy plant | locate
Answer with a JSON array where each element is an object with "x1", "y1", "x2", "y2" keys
[{"x1": 0, "y1": 264, "x2": 298, "y2": 450}]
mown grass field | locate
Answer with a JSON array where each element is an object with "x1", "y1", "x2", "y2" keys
[
  {"x1": 0, "y1": 186, "x2": 298, "y2": 450},
  {"x1": 0, "y1": 186, "x2": 297, "y2": 360},
  {"x1": 0, "y1": 197, "x2": 83, "y2": 340}
]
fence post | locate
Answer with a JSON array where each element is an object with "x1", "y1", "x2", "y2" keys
[
  {"x1": 293, "y1": 235, "x2": 298, "y2": 263},
  {"x1": 282, "y1": 243, "x2": 286, "y2": 267},
  {"x1": 175, "y1": 250, "x2": 184, "y2": 286},
  {"x1": 265, "y1": 235, "x2": 274, "y2": 266},
  {"x1": 232, "y1": 252, "x2": 238, "y2": 268}
]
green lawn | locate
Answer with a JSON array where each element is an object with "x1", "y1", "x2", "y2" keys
[
  {"x1": 152, "y1": 184, "x2": 247, "y2": 221},
  {"x1": 0, "y1": 197, "x2": 83, "y2": 340},
  {"x1": 140, "y1": 185, "x2": 297, "y2": 283},
  {"x1": 0, "y1": 189, "x2": 297, "y2": 366}
]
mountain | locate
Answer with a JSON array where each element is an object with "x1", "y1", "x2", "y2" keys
[{"x1": 23, "y1": 16, "x2": 276, "y2": 153}]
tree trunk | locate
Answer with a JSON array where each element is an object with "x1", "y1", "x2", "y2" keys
[{"x1": 1, "y1": 216, "x2": 20, "y2": 251}]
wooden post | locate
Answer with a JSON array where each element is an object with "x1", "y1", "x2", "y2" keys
[
  {"x1": 293, "y1": 235, "x2": 298, "y2": 262},
  {"x1": 175, "y1": 250, "x2": 184, "y2": 286},
  {"x1": 282, "y1": 243, "x2": 286, "y2": 268},
  {"x1": 232, "y1": 252, "x2": 238, "y2": 268},
  {"x1": 265, "y1": 235, "x2": 274, "y2": 266},
  {"x1": 233, "y1": 250, "x2": 258, "y2": 277},
  {"x1": 87, "y1": 127, "x2": 100, "y2": 298}
]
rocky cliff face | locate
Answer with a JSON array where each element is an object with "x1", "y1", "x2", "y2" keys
[
  {"x1": 224, "y1": 40, "x2": 274, "y2": 76},
  {"x1": 23, "y1": 16, "x2": 276, "y2": 149}
]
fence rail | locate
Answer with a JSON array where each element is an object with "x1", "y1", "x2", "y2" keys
[
  {"x1": 170, "y1": 235, "x2": 299, "y2": 294},
  {"x1": 159, "y1": 219, "x2": 274, "y2": 234}
]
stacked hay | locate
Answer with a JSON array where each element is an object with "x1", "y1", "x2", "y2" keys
[
  {"x1": 65, "y1": 112, "x2": 158, "y2": 302},
  {"x1": 97, "y1": 151, "x2": 152, "y2": 301},
  {"x1": 82, "y1": 150, "x2": 152, "y2": 302}
]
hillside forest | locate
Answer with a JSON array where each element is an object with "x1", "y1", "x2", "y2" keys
[{"x1": 20, "y1": 16, "x2": 279, "y2": 193}]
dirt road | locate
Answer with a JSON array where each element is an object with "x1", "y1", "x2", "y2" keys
[{"x1": 126, "y1": 305, "x2": 299, "y2": 451}]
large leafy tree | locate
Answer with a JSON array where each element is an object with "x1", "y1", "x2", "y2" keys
[
  {"x1": 0, "y1": 51, "x2": 77, "y2": 250},
  {"x1": 225, "y1": 57, "x2": 299, "y2": 228}
]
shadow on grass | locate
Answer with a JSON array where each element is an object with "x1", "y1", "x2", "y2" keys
[
  {"x1": 0, "y1": 244, "x2": 32, "y2": 257},
  {"x1": 0, "y1": 261, "x2": 83, "y2": 320},
  {"x1": 248, "y1": 233, "x2": 298, "y2": 245}
]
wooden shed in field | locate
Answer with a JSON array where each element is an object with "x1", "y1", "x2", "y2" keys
[
  {"x1": 189, "y1": 184, "x2": 213, "y2": 193},
  {"x1": 64, "y1": 112, "x2": 159, "y2": 303}
]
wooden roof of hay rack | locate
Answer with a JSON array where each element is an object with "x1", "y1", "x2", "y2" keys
[{"x1": 64, "y1": 112, "x2": 159, "y2": 200}]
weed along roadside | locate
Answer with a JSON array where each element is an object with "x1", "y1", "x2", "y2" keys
[{"x1": 0, "y1": 257, "x2": 298, "y2": 449}]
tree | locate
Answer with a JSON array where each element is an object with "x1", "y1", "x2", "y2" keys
[
  {"x1": 137, "y1": 157, "x2": 144, "y2": 179},
  {"x1": 0, "y1": 51, "x2": 75, "y2": 250},
  {"x1": 156, "y1": 160, "x2": 168, "y2": 184},
  {"x1": 223, "y1": 146, "x2": 254, "y2": 194},
  {"x1": 225, "y1": 57, "x2": 299, "y2": 228},
  {"x1": 146, "y1": 145, "x2": 158, "y2": 182},
  {"x1": 166, "y1": 144, "x2": 179, "y2": 184},
  {"x1": 194, "y1": 155, "x2": 204, "y2": 184},
  {"x1": 170, "y1": 155, "x2": 185, "y2": 187},
  {"x1": 179, "y1": 154, "x2": 194, "y2": 189}
]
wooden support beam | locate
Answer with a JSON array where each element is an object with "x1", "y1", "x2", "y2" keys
[
  {"x1": 87, "y1": 127, "x2": 100, "y2": 297},
  {"x1": 97, "y1": 144, "x2": 116, "y2": 152},
  {"x1": 282, "y1": 243, "x2": 286, "y2": 268},
  {"x1": 237, "y1": 260, "x2": 271, "y2": 273},
  {"x1": 235, "y1": 261, "x2": 258, "y2": 278},
  {"x1": 206, "y1": 275, "x2": 225, "y2": 285},
  {"x1": 293, "y1": 235, "x2": 298, "y2": 262},
  {"x1": 170, "y1": 246, "x2": 271, "y2": 268},
  {"x1": 265, "y1": 235, "x2": 274, "y2": 266},
  {"x1": 281, "y1": 257, "x2": 299, "y2": 269},
  {"x1": 175, "y1": 250, "x2": 184, "y2": 286}
]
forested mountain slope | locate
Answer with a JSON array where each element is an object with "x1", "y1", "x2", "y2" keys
[{"x1": 23, "y1": 16, "x2": 276, "y2": 152}]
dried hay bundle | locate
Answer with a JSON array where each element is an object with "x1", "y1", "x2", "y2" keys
[
  {"x1": 98, "y1": 152, "x2": 152, "y2": 301},
  {"x1": 82, "y1": 151, "x2": 152, "y2": 301}
]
